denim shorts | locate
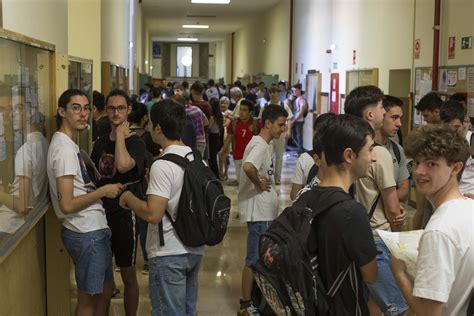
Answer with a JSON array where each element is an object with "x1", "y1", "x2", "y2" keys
[
  {"x1": 61, "y1": 227, "x2": 113, "y2": 295},
  {"x1": 368, "y1": 239, "x2": 408, "y2": 315},
  {"x1": 246, "y1": 221, "x2": 272, "y2": 267}
]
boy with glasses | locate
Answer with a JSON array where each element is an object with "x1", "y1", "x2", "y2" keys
[
  {"x1": 91, "y1": 89, "x2": 147, "y2": 316},
  {"x1": 47, "y1": 89, "x2": 125, "y2": 315}
]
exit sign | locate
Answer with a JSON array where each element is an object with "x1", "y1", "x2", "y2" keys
[{"x1": 461, "y1": 36, "x2": 472, "y2": 49}]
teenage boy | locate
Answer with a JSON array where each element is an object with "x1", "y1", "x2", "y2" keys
[
  {"x1": 415, "y1": 92, "x2": 443, "y2": 124},
  {"x1": 440, "y1": 100, "x2": 474, "y2": 198},
  {"x1": 119, "y1": 99, "x2": 204, "y2": 316},
  {"x1": 92, "y1": 90, "x2": 110, "y2": 141},
  {"x1": 220, "y1": 100, "x2": 261, "y2": 184},
  {"x1": 376, "y1": 95, "x2": 410, "y2": 202},
  {"x1": 311, "y1": 114, "x2": 378, "y2": 315},
  {"x1": 391, "y1": 124, "x2": 473, "y2": 315},
  {"x1": 344, "y1": 85, "x2": 407, "y2": 315},
  {"x1": 290, "y1": 83, "x2": 307, "y2": 154},
  {"x1": 91, "y1": 89, "x2": 147, "y2": 316},
  {"x1": 237, "y1": 104, "x2": 288, "y2": 315},
  {"x1": 47, "y1": 89, "x2": 124, "y2": 315},
  {"x1": 259, "y1": 86, "x2": 293, "y2": 185}
]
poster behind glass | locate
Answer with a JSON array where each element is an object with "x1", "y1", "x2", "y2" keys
[{"x1": 0, "y1": 36, "x2": 51, "y2": 255}]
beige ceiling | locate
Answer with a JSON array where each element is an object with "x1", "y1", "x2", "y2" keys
[{"x1": 141, "y1": 0, "x2": 282, "y2": 42}]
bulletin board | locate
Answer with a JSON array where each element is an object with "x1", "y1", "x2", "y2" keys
[
  {"x1": 413, "y1": 65, "x2": 474, "y2": 127},
  {"x1": 345, "y1": 68, "x2": 379, "y2": 95}
]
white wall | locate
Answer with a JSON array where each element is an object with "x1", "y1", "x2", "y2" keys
[
  {"x1": 215, "y1": 40, "x2": 227, "y2": 81},
  {"x1": 2, "y1": 0, "x2": 68, "y2": 53},
  {"x1": 233, "y1": 0, "x2": 290, "y2": 81},
  {"x1": 68, "y1": 0, "x2": 102, "y2": 91},
  {"x1": 101, "y1": 0, "x2": 129, "y2": 66}
]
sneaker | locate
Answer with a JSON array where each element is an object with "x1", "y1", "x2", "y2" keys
[
  {"x1": 111, "y1": 288, "x2": 120, "y2": 298},
  {"x1": 114, "y1": 267, "x2": 121, "y2": 272},
  {"x1": 238, "y1": 300, "x2": 260, "y2": 316},
  {"x1": 142, "y1": 263, "x2": 149, "y2": 275},
  {"x1": 275, "y1": 179, "x2": 281, "y2": 185}
]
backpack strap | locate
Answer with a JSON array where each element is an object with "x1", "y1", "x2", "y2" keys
[
  {"x1": 389, "y1": 139, "x2": 401, "y2": 164},
  {"x1": 155, "y1": 152, "x2": 193, "y2": 246},
  {"x1": 368, "y1": 193, "x2": 381, "y2": 220}
]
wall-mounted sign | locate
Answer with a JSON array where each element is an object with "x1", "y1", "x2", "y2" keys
[
  {"x1": 414, "y1": 39, "x2": 421, "y2": 59},
  {"x1": 461, "y1": 36, "x2": 472, "y2": 50},
  {"x1": 448, "y1": 36, "x2": 456, "y2": 59}
]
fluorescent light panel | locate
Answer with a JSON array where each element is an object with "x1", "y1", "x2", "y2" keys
[
  {"x1": 177, "y1": 38, "x2": 198, "y2": 41},
  {"x1": 182, "y1": 24, "x2": 209, "y2": 29},
  {"x1": 191, "y1": 0, "x2": 230, "y2": 4}
]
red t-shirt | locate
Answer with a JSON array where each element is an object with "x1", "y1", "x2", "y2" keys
[{"x1": 228, "y1": 118, "x2": 261, "y2": 160}]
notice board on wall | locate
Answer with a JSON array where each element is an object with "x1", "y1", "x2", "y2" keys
[
  {"x1": 414, "y1": 65, "x2": 474, "y2": 127},
  {"x1": 345, "y1": 68, "x2": 379, "y2": 95}
]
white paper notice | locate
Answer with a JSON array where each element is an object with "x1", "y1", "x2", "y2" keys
[
  {"x1": 448, "y1": 70, "x2": 458, "y2": 87},
  {"x1": 458, "y1": 67, "x2": 467, "y2": 81},
  {"x1": 0, "y1": 137, "x2": 6, "y2": 161},
  {"x1": 468, "y1": 67, "x2": 474, "y2": 92},
  {"x1": 439, "y1": 69, "x2": 447, "y2": 92},
  {"x1": 468, "y1": 98, "x2": 474, "y2": 118},
  {"x1": 0, "y1": 113, "x2": 4, "y2": 135},
  {"x1": 376, "y1": 229, "x2": 424, "y2": 279}
]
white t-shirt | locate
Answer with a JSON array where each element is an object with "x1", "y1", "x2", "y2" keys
[
  {"x1": 47, "y1": 132, "x2": 108, "y2": 233},
  {"x1": 146, "y1": 145, "x2": 204, "y2": 258},
  {"x1": 293, "y1": 96, "x2": 306, "y2": 122},
  {"x1": 292, "y1": 152, "x2": 315, "y2": 185},
  {"x1": 413, "y1": 198, "x2": 474, "y2": 315},
  {"x1": 0, "y1": 132, "x2": 49, "y2": 234},
  {"x1": 238, "y1": 136, "x2": 279, "y2": 222},
  {"x1": 459, "y1": 131, "x2": 474, "y2": 194}
]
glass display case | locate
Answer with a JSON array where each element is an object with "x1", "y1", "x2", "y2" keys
[
  {"x1": 101, "y1": 62, "x2": 129, "y2": 96},
  {"x1": 69, "y1": 57, "x2": 93, "y2": 154},
  {"x1": 0, "y1": 28, "x2": 54, "y2": 261}
]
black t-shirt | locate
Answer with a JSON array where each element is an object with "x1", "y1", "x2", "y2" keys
[
  {"x1": 130, "y1": 127, "x2": 161, "y2": 157},
  {"x1": 92, "y1": 116, "x2": 111, "y2": 141},
  {"x1": 311, "y1": 186, "x2": 377, "y2": 316},
  {"x1": 91, "y1": 134, "x2": 147, "y2": 218}
]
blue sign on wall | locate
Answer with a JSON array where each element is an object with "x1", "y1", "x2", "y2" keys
[{"x1": 153, "y1": 42, "x2": 161, "y2": 58}]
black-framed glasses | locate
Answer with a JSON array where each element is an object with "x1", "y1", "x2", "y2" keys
[
  {"x1": 106, "y1": 105, "x2": 128, "y2": 114},
  {"x1": 68, "y1": 103, "x2": 91, "y2": 114}
]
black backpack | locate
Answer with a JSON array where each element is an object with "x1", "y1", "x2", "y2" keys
[
  {"x1": 253, "y1": 188, "x2": 353, "y2": 315},
  {"x1": 157, "y1": 150, "x2": 231, "y2": 247}
]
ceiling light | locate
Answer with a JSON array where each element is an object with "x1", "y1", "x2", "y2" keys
[
  {"x1": 177, "y1": 38, "x2": 198, "y2": 41},
  {"x1": 182, "y1": 24, "x2": 209, "y2": 29},
  {"x1": 191, "y1": 0, "x2": 230, "y2": 4}
]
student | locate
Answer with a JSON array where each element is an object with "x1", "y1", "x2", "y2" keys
[
  {"x1": 91, "y1": 89, "x2": 147, "y2": 316},
  {"x1": 415, "y1": 92, "x2": 443, "y2": 124},
  {"x1": 47, "y1": 89, "x2": 124, "y2": 315},
  {"x1": 391, "y1": 124, "x2": 473, "y2": 315},
  {"x1": 376, "y1": 95, "x2": 410, "y2": 202},
  {"x1": 290, "y1": 113, "x2": 336, "y2": 200},
  {"x1": 259, "y1": 86, "x2": 293, "y2": 185},
  {"x1": 344, "y1": 85, "x2": 407, "y2": 315},
  {"x1": 119, "y1": 99, "x2": 204, "y2": 316},
  {"x1": 290, "y1": 83, "x2": 307, "y2": 154},
  {"x1": 311, "y1": 114, "x2": 378, "y2": 315},
  {"x1": 237, "y1": 104, "x2": 288, "y2": 315},
  {"x1": 220, "y1": 100, "x2": 261, "y2": 185},
  {"x1": 92, "y1": 90, "x2": 111, "y2": 141},
  {"x1": 440, "y1": 100, "x2": 474, "y2": 198}
]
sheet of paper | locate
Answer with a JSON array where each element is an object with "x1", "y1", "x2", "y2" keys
[
  {"x1": 448, "y1": 70, "x2": 458, "y2": 87},
  {"x1": 468, "y1": 67, "x2": 474, "y2": 92},
  {"x1": 0, "y1": 137, "x2": 6, "y2": 161},
  {"x1": 458, "y1": 67, "x2": 466, "y2": 81},
  {"x1": 376, "y1": 229, "x2": 424, "y2": 279}
]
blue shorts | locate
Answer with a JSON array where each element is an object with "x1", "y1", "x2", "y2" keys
[
  {"x1": 61, "y1": 227, "x2": 113, "y2": 295},
  {"x1": 368, "y1": 239, "x2": 408, "y2": 315},
  {"x1": 245, "y1": 221, "x2": 272, "y2": 267}
]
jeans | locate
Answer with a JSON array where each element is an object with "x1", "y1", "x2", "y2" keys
[
  {"x1": 149, "y1": 253, "x2": 203, "y2": 316},
  {"x1": 368, "y1": 240, "x2": 408, "y2": 315},
  {"x1": 293, "y1": 121, "x2": 304, "y2": 154},
  {"x1": 246, "y1": 221, "x2": 273, "y2": 266}
]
